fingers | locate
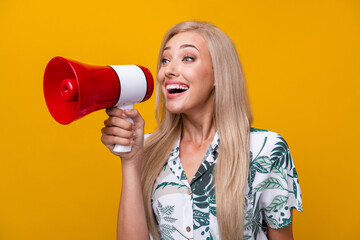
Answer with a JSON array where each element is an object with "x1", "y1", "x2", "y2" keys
[
  {"x1": 123, "y1": 109, "x2": 145, "y2": 127},
  {"x1": 101, "y1": 107, "x2": 145, "y2": 154},
  {"x1": 105, "y1": 107, "x2": 144, "y2": 129},
  {"x1": 101, "y1": 130, "x2": 133, "y2": 147},
  {"x1": 101, "y1": 124, "x2": 135, "y2": 151},
  {"x1": 101, "y1": 126, "x2": 134, "y2": 140},
  {"x1": 104, "y1": 116, "x2": 133, "y2": 130}
]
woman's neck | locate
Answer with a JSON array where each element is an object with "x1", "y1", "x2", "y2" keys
[{"x1": 181, "y1": 111, "x2": 216, "y2": 146}]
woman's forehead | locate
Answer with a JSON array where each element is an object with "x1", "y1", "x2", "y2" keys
[{"x1": 164, "y1": 31, "x2": 207, "y2": 51}]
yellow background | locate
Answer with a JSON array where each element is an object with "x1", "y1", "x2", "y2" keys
[{"x1": 1, "y1": 0, "x2": 359, "y2": 239}]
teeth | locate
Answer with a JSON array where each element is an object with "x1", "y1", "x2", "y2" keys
[{"x1": 166, "y1": 84, "x2": 189, "y2": 90}]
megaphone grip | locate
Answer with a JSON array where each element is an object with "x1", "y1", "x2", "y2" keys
[
  {"x1": 113, "y1": 116, "x2": 134, "y2": 153},
  {"x1": 112, "y1": 104, "x2": 134, "y2": 153}
]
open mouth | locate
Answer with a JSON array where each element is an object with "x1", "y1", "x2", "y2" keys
[{"x1": 166, "y1": 84, "x2": 189, "y2": 94}]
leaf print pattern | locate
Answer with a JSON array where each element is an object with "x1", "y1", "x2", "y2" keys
[
  {"x1": 293, "y1": 179, "x2": 298, "y2": 198},
  {"x1": 250, "y1": 127, "x2": 269, "y2": 132},
  {"x1": 155, "y1": 182, "x2": 187, "y2": 191},
  {"x1": 157, "y1": 201, "x2": 176, "y2": 220},
  {"x1": 193, "y1": 210, "x2": 210, "y2": 229},
  {"x1": 245, "y1": 130, "x2": 302, "y2": 236},
  {"x1": 270, "y1": 136, "x2": 293, "y2": 170},
  {"x1": 264, "y1": 195, "x2": 289, "y2": 213},
  {"x1": 254, "y1": 177, "x2": 286, "y2": 192},
  {"x1": 157, "y1": 201, "x2": 184, "y2": 240},
  {"x1": 264, "y1": 213, "x2": 279, "y2": 228},
  {"x1": 209, "y1": 194, "x2": 216, "y2": 217},
  {"x1": 192, "y1": 164, "x2": 216, "y2": 230},
  {"x1": 151, "y1": 130, "x2": 302, "y2": 240},
  {"x1": 272, "y1": 165, "x2": 287, "y2": 181}
]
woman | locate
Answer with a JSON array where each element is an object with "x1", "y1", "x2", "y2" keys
[{"x1": 101, "y1": 21, "x2": 302, "y2": 240}]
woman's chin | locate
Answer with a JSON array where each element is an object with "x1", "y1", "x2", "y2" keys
[{"x1": 165, "y1": 103, "x2": 185, "y2": 115}]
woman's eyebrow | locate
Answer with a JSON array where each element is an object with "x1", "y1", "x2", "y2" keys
[
  {"x1": 163, "y1": 44, "x2": 199, "y2": 52},
  {"x1": 180, "y1": 44, "x2": 199, "y2": 52}
]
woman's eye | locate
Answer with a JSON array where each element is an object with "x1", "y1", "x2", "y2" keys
[
  {"x1": 183, "y1": 56, "x2": 194, "y2": 62},
  {"x1": 161, "y1": 58, "x2": 170, "y2": 64}
]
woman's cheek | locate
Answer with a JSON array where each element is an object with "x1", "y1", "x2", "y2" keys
[{"x1": 157, "y1": 70, "x2": 165, "y2": 84}]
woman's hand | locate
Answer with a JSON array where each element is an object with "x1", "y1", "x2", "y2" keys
[{"x1": 101, "y1": 107, "x2": 145, "y2": 168}]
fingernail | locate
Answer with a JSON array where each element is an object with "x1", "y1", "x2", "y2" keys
[{"x1": 122, "y1": 113, "x2": 127, "y2": 118}]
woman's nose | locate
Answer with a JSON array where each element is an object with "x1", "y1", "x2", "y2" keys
[{"x1": 164, "y1": 61, "x2": 179, "y2": 78}]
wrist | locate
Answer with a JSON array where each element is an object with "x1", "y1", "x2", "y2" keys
[{"x1": 120, "y1": 155, "x2": 143, "y2": 173}]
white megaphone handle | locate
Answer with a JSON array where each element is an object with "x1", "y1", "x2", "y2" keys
[{"x1": 113, "y1": 104, "x2": 134, "y2": 153}]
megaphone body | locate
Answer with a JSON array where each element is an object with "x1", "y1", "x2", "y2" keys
[{"x1": 43, "y1": 56, "x2": 154, "y2": 152}]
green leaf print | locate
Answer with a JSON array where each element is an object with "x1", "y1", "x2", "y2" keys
[
  {"x1": 210, "y1": 233, "x2": 214, "y2": 240},
  {"x1": 163, "y1": 162, "x2": 168, "y2": 172},
  {"x1": 249, "y1": 156, "x2": 272, "y2": 193},
  {"x1": 193, "y1": 210, "x2": 210, "y2": 229},
  {"x1": 256, "y1": 156, "x2": 272, "y2": 168},
  {"x1": 279, "y1": 217, "x2": 292, "y2": 228},
  {"x1": 180, "y1": 171, "x2": 187, "y2": 180},
  {"x1": 271, "y1": 166, "x2": 287, "y2": 181},
  {"x1": 157, "y1": 201, "x2": 179, "y2": 240},
  {"x1": 270, "y1": 137, "x2": 293, "y2": 169},
  {"x1": 162, "y1": 205, "x2": 175, "y2": 216},
  {"x1": 209, "y1": 194, "x2": 216, "y2": 216},
  {"x1": 264, "y1": 214, "x2": 279, "y2": 228},
  {"x1": 243, "y1": 195, "x2": 262, "y2": 239},
  {"x1": 293, "y1": 168, "x2": 298, "y2": 178},
  {"x1": 298, "y1": 200, "x2": 303, "y2": 212},
  {"x1": 254, "y1": 137, "x2": 268, "y2": 160},
  {"x1": 159, "y1": 224, "x2": 176, "y2": 240},
  {"x1": 158, "y1": 202, "x2": 176, "y2": 218},
  {"x1": 248, "y1": 168, "x2": 256, "y2": 193},
  {"x1": 293, "y1": 179, "x2": 297, "y2": 198},
  {"x1": 155, "y1": 182, "x2": 187, "y2": 191},
  {"x1": 252, "y1": 161, "x2": 269, "y2": 174},
  {"x1": 252, "y1": 156, "x2": 272, "y2": 174},
  {"x1": 163, "y1": 216, "x2": 177, "y2": 223},
  {"x1": 250, "y1": 127, "x2": 269, "y2": 132},
  {"x1": 243, "y1": 218, "x2": 253, "y2": 231},
  {"x1": 254, "y1": 177, "x2": 286, "y2": 192},
  {"x1": 264, "y1": 195, "x2": 289, "y2": 213}
]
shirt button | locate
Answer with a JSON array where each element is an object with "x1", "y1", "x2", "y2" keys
[{"x1": 186, "y1": 226, "x2": 191, "y2": 232}]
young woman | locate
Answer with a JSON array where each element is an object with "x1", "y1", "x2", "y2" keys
[{"x1": 101, "y1": 21, "x2": 303, "y2": 240}]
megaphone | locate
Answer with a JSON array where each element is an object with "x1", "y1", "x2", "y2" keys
[{"x1": 43, "y1": 56, "x2": 154, "y2": 152}]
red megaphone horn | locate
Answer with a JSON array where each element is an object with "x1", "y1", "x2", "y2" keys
[{"x1": 43, "y1": 56, "x2": 154, "y2": 152}]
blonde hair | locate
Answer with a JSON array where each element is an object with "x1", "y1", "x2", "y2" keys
[{"x1": 141, "y1": 21, "x2": 253, "y2": 239}]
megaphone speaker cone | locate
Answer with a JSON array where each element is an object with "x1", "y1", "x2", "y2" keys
[{"x1": 43, "y1": 57, "x2": 120, "y2": 124}]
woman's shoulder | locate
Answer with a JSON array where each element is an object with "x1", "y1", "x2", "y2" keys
[
  {"x1": 249, "y1": 127, "x2": 291, "y2": 160},
  {"x1": 250, "y1": 127, "x2": 284, "y2": 138}
]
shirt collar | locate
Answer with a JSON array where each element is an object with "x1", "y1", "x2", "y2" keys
[
  {"x1": 168, "y1": 132, "x2": 220, "y2": 186},
  {"x1": 169, "y1": 137, "x2": 181, "y2": 160}
]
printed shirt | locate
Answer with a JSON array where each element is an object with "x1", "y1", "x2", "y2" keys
[{"x1": 150, "y1": 128, "x2": 303, "y2": 240}]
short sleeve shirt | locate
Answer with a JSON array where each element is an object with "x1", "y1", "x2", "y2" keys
[{"x1": 151, "y1": 128, "x2": 303, "y2": 240}]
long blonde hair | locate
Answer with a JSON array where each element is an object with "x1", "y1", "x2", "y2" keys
[{"x1": 141, "y1": 21, "x2": 253, "y2": 239}]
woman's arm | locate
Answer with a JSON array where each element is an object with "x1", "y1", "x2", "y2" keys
[
  {"x1": 267, "y1": 223, "x2": 293, "y2": 240},
  {"x1": 267, "y1": 210, "x2": 294, "y2": 240},
  {"x1": 117, "y1": 160, "x2": 149, "y2": 240},
  {"x1": 101, "y1": 107, "x2": 149, "y2": 240}
]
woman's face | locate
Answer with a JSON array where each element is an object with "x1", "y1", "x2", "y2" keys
[{"x1": 158, "y1": 31, "x2": 215, "y2": 116}]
